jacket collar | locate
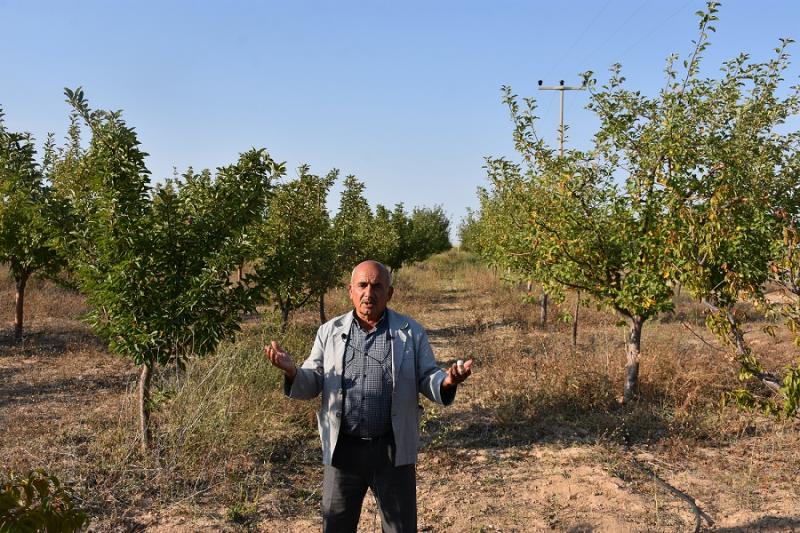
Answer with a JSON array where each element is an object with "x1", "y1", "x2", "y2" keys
[
  {"x1": 331, "y1": 313, "x2": 353, "y2": 376},
  {"x1": 388, "y1": 308, "x2": 411, "y2": 385},
  {"x1": 387, "y1": 308, "x2": 409, "y2": 337},
  {"x1": 332, "y1": 311, "x2": 355, "y2": 339},
  {"x1": 333, "y1": 307, "x2": 408, "y2": 340},
  {"x1": 334, "y1": 308, "x2": 408, "y2": 336}
]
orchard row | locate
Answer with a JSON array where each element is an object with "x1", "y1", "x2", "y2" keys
[
  {"x1": 460, "y1": 3, "x2": 800, "y2": 417},
  {"x1": 0, "y1": 88, "x2": 451, "y2": 448}
]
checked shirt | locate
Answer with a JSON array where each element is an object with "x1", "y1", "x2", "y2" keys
[{"x1": 341, "y1": 311, "x2": 394, "y2": 438}]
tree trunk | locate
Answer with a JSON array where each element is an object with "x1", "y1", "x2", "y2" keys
[
  {"x1": 138, "y1": 362, "x2": 153, "y2": 453},
  {"x1": 702, "y1": 298, "x2": 782, "y2": 394},
  {"x1": 14, "y1": 272, "x2": 29, "y2": 344},
  {"x1": 723, "y1": 308, "x2": 749, "y2": 359},
  {"x1": 237, "y1": 265, "x2": 243, "y2": 283},
  {"x1": 623, "y1": 315, "x2": 644, "y2": 403},
  {"x1": 571, "y1": 291, "x2": 580, "y2": 350},
  {"x1": 319, "y1": 293, "x2": 326, "y2": 324},
  {"x1": 700, "y1": 297, "x2": 745, "y2": 353},
  {"x1": 280, "y1": 307, "x2": 290, "y2": 333},
  {"x1": 540, "y1": 291, "x2": 549, "y2": 328}
]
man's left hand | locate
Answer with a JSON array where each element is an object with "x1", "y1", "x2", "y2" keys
[{"x1": 442, "y1": 359, "x2": 473, "y2": 389}]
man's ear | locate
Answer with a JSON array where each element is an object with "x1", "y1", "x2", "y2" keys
[{"x1": 387, "y1": 286, "x2": 394, "y2": 302}]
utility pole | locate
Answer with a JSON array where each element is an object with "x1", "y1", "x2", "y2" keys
[
  {"x1": 537, "y1": 80, "x2": 586, "y2": 344},
  {"x1": 538, "y1": 79, "x2": 586, "y2": 156}
]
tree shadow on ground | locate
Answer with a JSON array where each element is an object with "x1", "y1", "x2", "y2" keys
[
  {"x1": 427, "y1": 319, "x2": 521, "y2": 340},
  {"x1": 0, "y1": 372, "x2": 131, "y2": 408},
  {"x1": 0, "y1": 334, "x2": 68, "y2": 355},
  {"x1": 714, "y1": 516, "x2": 800, "y2": 532},
  {"x1": 422, "y1": 390, "x2": 691, "y2": 451},
  {"x1": 401, "y1": 292, "x2": 462, "y2": 306},
  {"x1": 0, "y1": 326, "x2": 103, "y2": 357},
  {"x1": 565, "y1": 525, "x2": 595, "y2": 533}
]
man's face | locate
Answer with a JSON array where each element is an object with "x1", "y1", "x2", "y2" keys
[{"x1": 349, "y1": 262, "x2": 393, "y2": 323}]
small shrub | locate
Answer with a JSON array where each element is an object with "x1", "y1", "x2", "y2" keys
[
  {"x1": 226, "y1": 485, "x2": 259, "y2": 525},
  {"x1": 0, "y1": 469, "x2": 88, "y2": 533}
]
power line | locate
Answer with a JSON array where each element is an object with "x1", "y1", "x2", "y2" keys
[
  {"x1": 542, "y1": 0, "x2": 614, "y2": 80},
  {"x1": 582, "y1": 0, "x2": 652, "y2": 70},
  {"x1": 536, "y1": 1, "x2": 698, "y2": 151},
  {"x1": 615, "y1": 0, "x2": 696, "y2": 61},
  {"x1": 539, "y1": 0, "x2": 613, "y2": 124},
  {"x1": 560, "y1": 0, "x2": 697, "y2": 146}
]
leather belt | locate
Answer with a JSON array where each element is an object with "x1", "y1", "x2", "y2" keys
[{"x1": 340, "y1": 432, "x2": 392, "y2": 443}]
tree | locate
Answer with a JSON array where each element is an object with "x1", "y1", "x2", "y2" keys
[
  {"x1": 473, "y1": 158, "x2": 556, "y2": 328},
  {"x1": 386, "y1": 203, "x2": 413, "y2": 272},
  {"x1": 407, "y1": 205, "x2": 452, "y2": 263},
  {"x1": 372, "y1": 202, "x2": 452, "y2": 273},
  {"x1": 327, "y1": 175, "x2": 376, "y2": 321},
  {"x1": 457, "y1": 209, "x2": 482, "y2": 254},
  {"x1": 53, "y1": 88, "x2": 283, "y2": 450},
  {"x1": 479, "y1": 2, "x2": 800, "y2": 406},
  {"x1": 371, "y1": 204, "x2": 402, "y2": 272},
  {"x1": 0, "y1": 111, "x2": 66, "y2": 343},
  {"x1": 761, "y1": 216, "x2": 800, "y2": 416},
  {"x1": 650, "y1": 3, "x2": 800, "y2": 415},
  {"x1": 333, "y1": 174, "x2": 375, "y2": 269},
  {"x1": 480, "y1": 108, "x2": 675, "y2": 401},
  {"x1": 252, "y1": 166, "x2": 337, "y2": 331}
]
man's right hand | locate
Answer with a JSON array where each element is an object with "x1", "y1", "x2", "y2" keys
[{"x1": 264, "y1": 340, "x2": 297, "y2": 380}]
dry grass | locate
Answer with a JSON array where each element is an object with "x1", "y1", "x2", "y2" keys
[{"x1": 1, "y1": 253, "x2": 799, "y2": 531}]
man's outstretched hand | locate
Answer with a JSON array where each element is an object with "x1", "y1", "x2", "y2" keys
[
  {"x1": 264, "y1": 340, "x2": 297, "y2": 379},
  {"x1": 442, "y1": 359, "x2": 473, "y2": 390}
]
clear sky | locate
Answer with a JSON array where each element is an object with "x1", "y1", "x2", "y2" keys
[{"x1": 3, "y1": 1, "x2": 799, "y2": 241}]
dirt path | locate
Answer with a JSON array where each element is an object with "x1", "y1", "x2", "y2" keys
[{"x1": 399, "y1": 273, "x2": 682, "y2": 532}]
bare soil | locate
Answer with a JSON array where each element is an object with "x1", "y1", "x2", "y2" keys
[{"x1": 2, "y1": 259, "x2": 799, "y2": 532}]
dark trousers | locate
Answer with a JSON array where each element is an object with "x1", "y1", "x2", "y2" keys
[{"x1": 322, "y1": 433, "x2": 416, "y2": 533}]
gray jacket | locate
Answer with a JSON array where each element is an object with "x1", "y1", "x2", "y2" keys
[{"x1": 285, "y1": 308, "x2": 454, "y2": 466}]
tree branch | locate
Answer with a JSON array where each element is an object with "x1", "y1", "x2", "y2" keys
[
  {"x1": 629, "y1": 456, "x2": 715, "y2": 533},
  {"x1": 680, "y1": 320, "x2": 727, "y2": 353}
]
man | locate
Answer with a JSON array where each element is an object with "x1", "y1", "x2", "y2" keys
[{"x1": 265, "y1": 260, "x2": 473, "y2": 532}]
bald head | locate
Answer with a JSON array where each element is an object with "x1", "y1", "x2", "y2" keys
[
  {"x1": 351, "y1": 260, "x2": 392, "y2": 287},
  {"x1": 349, "y1": 260, "x2": 394, "y2": 326}
]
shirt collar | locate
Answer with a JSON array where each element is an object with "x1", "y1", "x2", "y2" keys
[{"x1": 351, "y1": 309, "x2": 387, "y2": 334}]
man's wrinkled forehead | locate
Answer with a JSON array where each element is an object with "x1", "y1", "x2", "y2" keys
[{"x1": 350, "y1": 261, "x2": 391, "y2": 286}]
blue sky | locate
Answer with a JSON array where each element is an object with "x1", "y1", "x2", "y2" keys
[{"x1": 3, "y1": 1, "x2": 799, "y2": 240}]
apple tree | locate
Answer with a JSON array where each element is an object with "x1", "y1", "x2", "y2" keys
[
  {"x1": 0, "y1": 111, "x2": 67, "y2": 343},
  {"x1": 53, "y1": 88, "x2": 283, "y2": 450}
]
